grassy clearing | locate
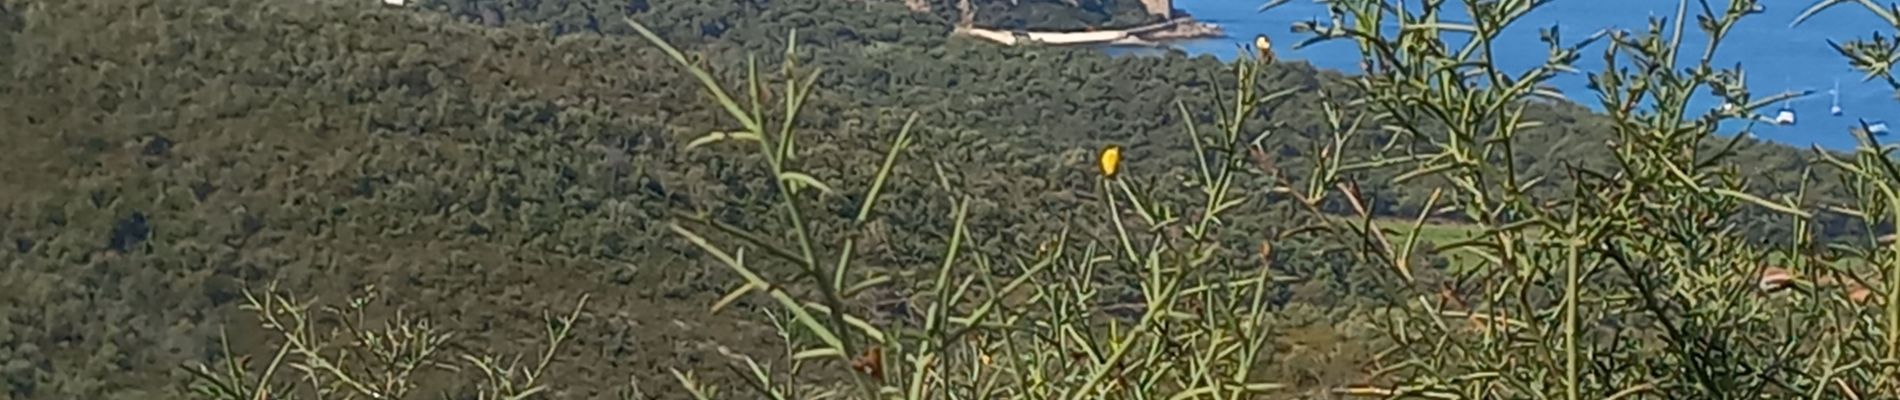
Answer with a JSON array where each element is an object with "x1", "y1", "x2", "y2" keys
[
  {"x1": 1358, "y1": 218, "x2": 1488, "y2": 270},
  {"x1": 1373, "y1": 219, "x2": 1482, "y2": 244}
]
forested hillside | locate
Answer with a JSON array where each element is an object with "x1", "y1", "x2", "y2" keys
[{"x1": 0, "y1": 0, "x2": 1870, "y2": 398}]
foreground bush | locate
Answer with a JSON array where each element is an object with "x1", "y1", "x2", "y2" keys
[
  {"x1": 633, "y1": 20, "x2": 1309, "y2": 399},
  {"x1": 1291, "y1": 0, "x2": 1900, "y2": 397},
  {"x1": 168, "y1": 0, "x2": 1900, "y2": 399}
]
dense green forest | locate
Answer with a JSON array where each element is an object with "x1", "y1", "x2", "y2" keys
[{"x1": 0, "y1": 0, "x2": 1882, "y2": 399}]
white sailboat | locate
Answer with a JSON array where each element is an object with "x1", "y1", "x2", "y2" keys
[
  {"x1": 1831, "y1": 79, "x2": 1843, "y2": 116},
  {"x1": 1767, "y1": 86, "x2": 1821, "y2": 126},
  {"x1": 1773, "y1": 98, "x2": 1796, "y2": 125},
  {"x1": 1850, "y1": 118, "x2": 1890, "y2": 137}
]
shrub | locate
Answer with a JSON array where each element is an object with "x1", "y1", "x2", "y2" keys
[{"x1": 630, "y1": 19, "x2": 1307, "y2": 399}]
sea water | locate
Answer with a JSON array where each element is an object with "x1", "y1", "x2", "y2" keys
[{"x1": 1115, "y1": 0, "x2": 1898, "y2": 150}]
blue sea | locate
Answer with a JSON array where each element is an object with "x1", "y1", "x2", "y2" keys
[{"x1": 1120, "y1": 0, "x2": 1898, "y2": 151}]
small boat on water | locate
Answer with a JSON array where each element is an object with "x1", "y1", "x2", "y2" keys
[
  {"x1": 1773, "y1": 105, "x2": 1796, "y2": 126},
  {"x1": 1849, "y1": 119, "x2": 1890, "y2": 137},
  {"x1": 1768, "y1": 88, "x2": 1817, "y2": 126},
  {"x1": 1830, "y1": 80, "x2": 1844, "y2": 116}
]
